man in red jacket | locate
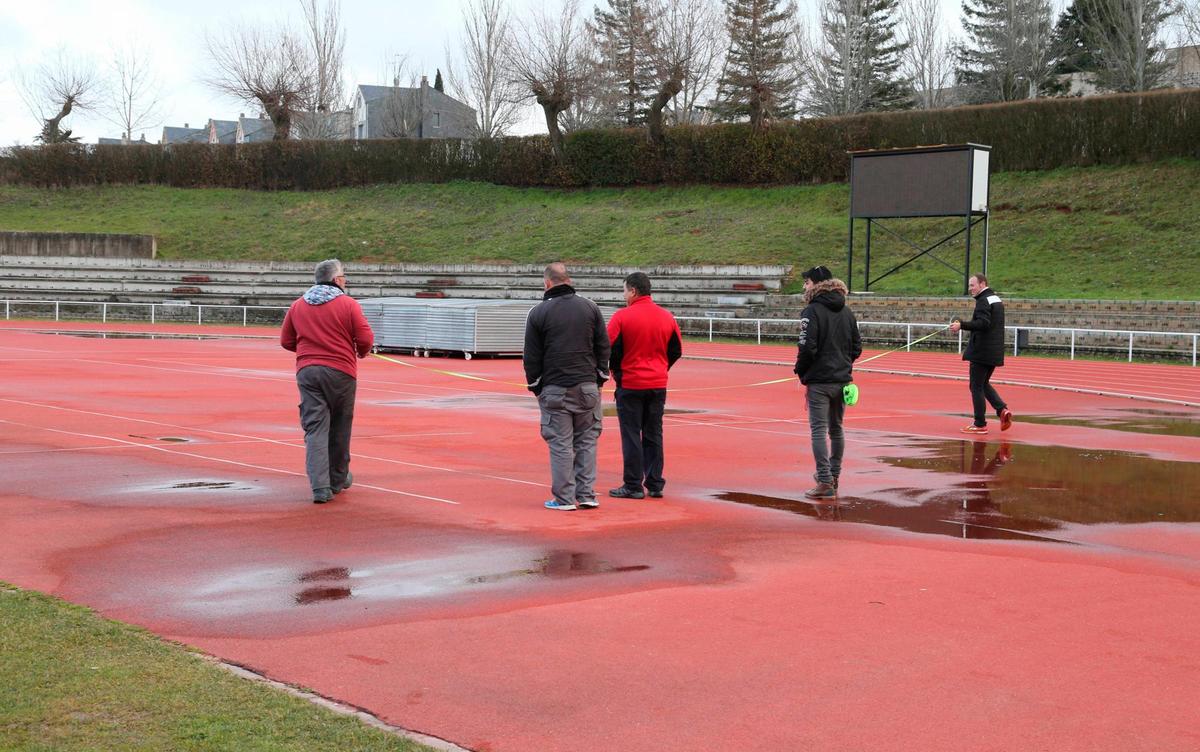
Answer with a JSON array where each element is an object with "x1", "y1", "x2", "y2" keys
[
  {"x1": 607, "y1": 272, "x2": 683, "y2": 499},
  {"x1": 280, "y1": 259, "x2": 374, "y2": 504}
]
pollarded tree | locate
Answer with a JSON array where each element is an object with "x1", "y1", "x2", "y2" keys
[
  {"x1": 715, "y1": 0, "x2": 798, "y2": 128},
  {"x1": 590, "y1": 0, "x2": 659, "y2": 125},
  {"x1": 15, "y1": 49, "x2": 102, "y2": 144},
  {"x1": 956, "y1": 0, "x2": 1057, "y2": 102}
]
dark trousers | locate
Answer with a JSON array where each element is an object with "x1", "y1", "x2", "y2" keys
[
  {"x1": 615, "y1": 387, "x2": 667, "y2": 493},
  {"x1": 806, "y1": 382, "x2": 846, "y2": 484},
  {"x1": 968, "y1": 362, "x2": 1007, "y2": 427},
  {"x1": 297, "y1": 365, "x2": 357, "y2": 493}
]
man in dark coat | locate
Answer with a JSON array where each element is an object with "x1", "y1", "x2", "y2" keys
[
  {"x1": 794, "y1": 265, "x2": 862, "y2": 500},
  {"x1": 523, "y1": 263, "x2": 611, "y2": 511},
  {"x1": 950, "y1": 273, "x2": 1013, "y2": 435}
]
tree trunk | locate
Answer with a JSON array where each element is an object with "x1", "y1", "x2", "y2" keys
[
  {"x1": 533, "y1": 82, "x2": 570, "y2": 162},
  {"x1": 647, "y1": 66, "x2": 683, "y2": 147}
]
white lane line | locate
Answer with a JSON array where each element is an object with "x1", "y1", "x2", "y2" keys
[
  {"x1": 0, "y1": 397, "x2": 543, "y2": 488},
  {"x1": 0, "y1": 417, "x2": 460, "y2": 505}
]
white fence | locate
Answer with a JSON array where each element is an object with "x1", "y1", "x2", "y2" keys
[
  {"x1": 3, "y1": 300, "x2": 1197, "y2": 367},
  {"x1": 676, "y1": 316, "x2": 1200, "y2": 367}
]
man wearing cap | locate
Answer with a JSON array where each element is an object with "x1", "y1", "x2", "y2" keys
[
  {"x1": 794, "y1": 265, "x2": 862, "y2": 500},
  {"x1": 950, "y1": 273, "x2": 1013, "y2": 435},
  {"x1": 280, "y1": 259, "x2": 374, "y2": 504},
  {"x1": 607, "y1": 271, "x2": 683, "y2": 500},
  {"x1": 523, "y1": 262, "x2": 611, "y2": 511}
]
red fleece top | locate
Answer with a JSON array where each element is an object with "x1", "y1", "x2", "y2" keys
[
  {"x1": 606, "y1": 296, "x2": 682, "y2": 389},
  {"x1": 280, "y1": 294, "x2": 374, "y2": 378}
]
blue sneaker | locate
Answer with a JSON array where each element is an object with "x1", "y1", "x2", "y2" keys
[{"x1": 544, "y1": 499, "x2": 577, "y2": 511}]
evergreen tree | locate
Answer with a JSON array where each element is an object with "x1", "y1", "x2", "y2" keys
[
  {"x1": 591, "y1": 0, "x2": 658, "y2": 126},
  {"x1": 715, "y1": 0, "x2": 798, "y2": 128},
  {"x1": 807, "y1": 0, "x2": 912, "y2": 116},
  {"x1": 1051, "y1": 3, "x2": 1098, "y2": 74},
  {"x1": 434, "y1": 68, "x2": 444, "y2": 92},
  {"x1": 956, "y1": 0, "x2": 1057, "y2": 102}
]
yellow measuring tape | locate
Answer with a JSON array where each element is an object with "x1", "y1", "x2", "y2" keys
[{"x1": 369, "y1": 323, "x2": 953, "y2": 393}]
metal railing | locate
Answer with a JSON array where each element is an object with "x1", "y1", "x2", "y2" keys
[
  {"x1": 2, "y1": 300, "x2": 1196, "y2": 367},
  {"x1": 2, "y1": 299, "x2": 289, "y2": 327},
  {"x1": 675, "y1": 315, "x2": 1200, "y2": 366}
]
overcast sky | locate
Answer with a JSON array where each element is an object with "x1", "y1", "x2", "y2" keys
[{"x1": 1, "y1": 0, "x2": 1035, "y2": 147}]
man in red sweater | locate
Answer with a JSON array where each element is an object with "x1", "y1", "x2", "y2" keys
[
  {"x1": 606, "y1": 272, "x2": 683, "y2": 499},
  {"x1": 280, "y1": 259, "x2": 374, "y2": 504}
]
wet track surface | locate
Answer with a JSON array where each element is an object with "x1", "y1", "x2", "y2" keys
[{"x1": 1, "y1": 325, "x2": 1198, "y2": 752}]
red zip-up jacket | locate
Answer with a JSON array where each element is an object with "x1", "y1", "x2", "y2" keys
[
  {"x1": 280, "y1": 290, "x2": 374, "y2": 379},
  {"x1": 606, "y1": 295, "x2": 682, "y2": 389}
]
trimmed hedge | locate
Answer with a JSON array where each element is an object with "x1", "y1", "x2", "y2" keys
[{"x1": 4, "y1": 89, "x2": 1199, "y2": 189}]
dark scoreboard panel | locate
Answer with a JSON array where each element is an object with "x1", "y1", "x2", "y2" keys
[{"x1": 849, "y1": 145, "x2": 989, "y2": 218}]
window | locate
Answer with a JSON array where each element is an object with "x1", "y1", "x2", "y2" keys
[{"x1": 433, "y1": 112, "x2": 440, "y2": 128}]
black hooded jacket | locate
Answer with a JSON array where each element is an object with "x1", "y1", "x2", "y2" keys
[
  {"x1": 523, "y1": 284, "x2": 610, "y2": 394},
  {"x1": 960, "y1": 286, "x2": 1006, "y2": 367},
  {"x1": 794, "y1": 280, "x2": 862, "y2": 385}
]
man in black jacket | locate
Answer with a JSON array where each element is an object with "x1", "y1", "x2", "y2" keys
[
  {"x1": 523, "y1": 263, "x2": 611, "y2": 511},
  {"x1": 794, "y1": 265, "x2": 862, "y2": 500},
  {"x1": 950, "y1": 273, "x2": 1013, "y2": 435}
]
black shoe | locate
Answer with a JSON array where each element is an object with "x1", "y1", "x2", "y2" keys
[
  {"x1": 608, "y1": 487, "x2": 645, "y2": 499},
  {"x1": 333, "y1": 471, "x2": 353, "y2": 494},
  {"x1": 312, "y1": 487, "x2": 333, "y2": 504},
  {"x1": 646, "y1": 489, "x2": 663, "y2": 498}
]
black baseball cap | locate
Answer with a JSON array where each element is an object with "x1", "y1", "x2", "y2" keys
[{"x1": 801, "y1": 265, "x2": 833, "y2": 283}]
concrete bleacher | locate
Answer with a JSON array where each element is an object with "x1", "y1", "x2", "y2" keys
[{"x1": 0, "y1": 256, "x2": 792, "y2": 317}]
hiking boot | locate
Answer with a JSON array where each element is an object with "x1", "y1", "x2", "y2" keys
[
  {"x1": 578, "y1": 498, "x2": 600, "y2": 509},
  {"x1": 804, "y1": 482, "x2": 837, "y2": 500},
  {"x1": 608, "y1": 487, "x2": 645, "y2": 499},
  {"x1": 960, "y1": 424, "x2": 988, "y2": 435},
  {"x1": 312, "y1": 487, "x2": 334, "y2": 504},
  {"x1": 814, "y1": 473, "x2": 839, "y2": 490},
  {"x1": 999, "y1": 409, "x2": 1013, "y2": 432},
  {"x1": 333, "y1": 471, "x2": 353, "y2": 494},
  {"x1": 544, "y1": 499, "x2": 577, "y2": 511}
]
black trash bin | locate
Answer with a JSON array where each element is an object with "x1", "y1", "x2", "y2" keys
[{"x1": 1015, "y1": 328, "x2": 1030, "y2": 355}]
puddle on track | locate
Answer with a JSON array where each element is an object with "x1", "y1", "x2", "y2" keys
[
  {"x1": 718, "y1": 438, "x2": 1200, "y2": 541},
  {"x1": 1013, "y1": 408, "x2": 1200, "y2": 439},
  {"x1": 36, "y1": 330, "x2": 255, "y2": 341},
  {"x1": 290, "y1": 550, "x2": 651, "y2": 607}
]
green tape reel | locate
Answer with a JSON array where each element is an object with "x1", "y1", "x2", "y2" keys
[{"x1": 843, "y1": 383, "x2": 859, "y2": 406}]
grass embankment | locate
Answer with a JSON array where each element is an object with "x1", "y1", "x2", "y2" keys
[
  {"x1": 0, "y1": 585, "x2": 432, "y2": 751},
  {"x1": 1, "y1": 159, "x2": 1198, "y2": 298}
]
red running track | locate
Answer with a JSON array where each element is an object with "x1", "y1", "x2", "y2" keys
[{"x1": 1, "y1": 323, "x2": 1199, "y2": 751}]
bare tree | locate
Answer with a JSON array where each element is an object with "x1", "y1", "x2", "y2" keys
[
  {"x1": 375, "y1": 55, "x2": 440, "y2": 139},
  {"x1": 1181, "y1": 0, "x2": 1200, "y2": 45},
  {"x1": 205, "y1": 23, "x2": 316, "y2": 141},
  {"x1": 295, "y1": 0, "x2": 349, "y2": 139},
  {"x1": 1078, "y1": 0, "x2": 1175, "y2": 92},
  {"x1": 15, "y1": 49, "x2": 102, "y2": 143},
  {"x1": 507, "y1": 0, "x2": 593, "y2": 160},
  {"x1": 101, "y1": 43, "x2": 165, "y2": 141},
  {"x1": 446, "y1": 0, "x2": 524, "y2": 137},
  {"x1": 649, "y1": 0, "x2": 725, "y2": 139},
  {"x1": 901, "y1": 0, "x2": 953, "y2": 108}
]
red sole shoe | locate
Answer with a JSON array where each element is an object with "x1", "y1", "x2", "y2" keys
[{"x1": 1000, "y1": 409, "x2": 1013, "y2": 431}]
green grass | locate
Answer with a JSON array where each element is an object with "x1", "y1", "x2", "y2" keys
[
  {"x1": 1, "y1": 158, "x2": 1198, "y2": 298},
  {"x1": 0, "y1": 584, "x2": 433, "y2": 752}
]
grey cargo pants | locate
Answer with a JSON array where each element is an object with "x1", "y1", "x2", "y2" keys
[{"x1": 537, "y1": 382, "x2": 603, "y2": 506}]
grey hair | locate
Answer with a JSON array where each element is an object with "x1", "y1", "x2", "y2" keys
[{"x1": 314, "y1": 259, "x2": 344, "y2": 284}]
